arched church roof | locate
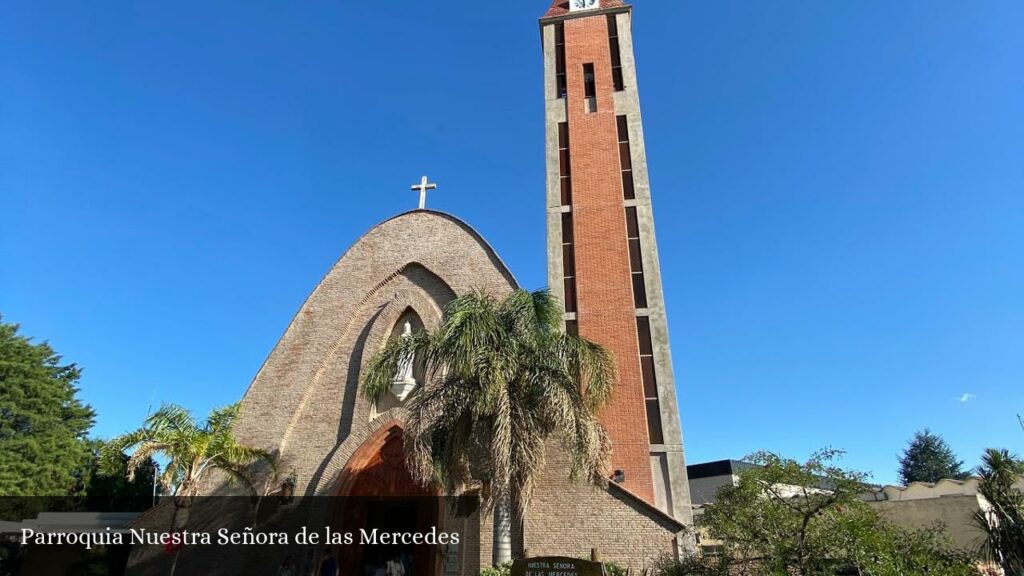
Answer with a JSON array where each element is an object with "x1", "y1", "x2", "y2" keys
[{"x1": 232, "y1": 209, "x2": 520, "y2": 460}]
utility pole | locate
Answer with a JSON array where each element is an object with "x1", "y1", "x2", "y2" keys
[{"x1": 152, "y1": 461, "x2": 160, "y2": 508}]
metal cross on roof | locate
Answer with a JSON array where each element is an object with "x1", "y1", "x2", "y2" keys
[{"x1": 411, "y1": 176, "x2": 437, "y2": 210}]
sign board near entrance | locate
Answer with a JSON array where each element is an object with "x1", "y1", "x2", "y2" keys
[{"x1": 511, "y1": 557, "x2": 604, "y2": 576}]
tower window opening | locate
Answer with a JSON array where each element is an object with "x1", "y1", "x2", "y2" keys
[
  {"x1": 617, "y1": 115, "x2": 635, "y2": 200},
  {"x1": 558, "y1": 122, "x2": 572, "y2": 205},
  {"x1": 636, "y1": 316, "x2": 664, "y2": 444},
  {"x1": 625, "y1": 206, "x2": 647, "y2": 308},
  {"x1": 555, "y1": 23, "x2": 567, "y2": 98},
  {"x1": 583, "y1": 63, "x2": 597, "y2": 113},
  {"x1": 565, "y1": 319, "x2": 578, "y2": 337},
  {"x1": 561, "y1": 212, "x2": 578, "y2": 314},
  {"x1": 608, "y1": 15, "x2": 625, "y2": 91}
]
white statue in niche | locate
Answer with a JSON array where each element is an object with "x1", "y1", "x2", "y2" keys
[{"x1": 391, "y1": 321, "x2": 418, "y2": 401}]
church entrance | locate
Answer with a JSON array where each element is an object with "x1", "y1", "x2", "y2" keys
[
  {"x1": 361, "y1": 501, "x2": 419, "y2": 572},
  {"x1": 334, "y1": 425, "x2": 440, "y2": 576}
]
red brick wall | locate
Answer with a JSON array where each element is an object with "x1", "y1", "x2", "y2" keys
[{"x1": 564, "y1": 14, "x2": 654, "y2": 504}]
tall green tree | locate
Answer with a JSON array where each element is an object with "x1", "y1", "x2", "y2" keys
[
  {"x1": 363, "y1": 289, "x2": 615, "y2": 566},
  {"x1": 973, "y1": 448, "x2": 1024, "y2": 575},
  {"x1": 898, "y1": 429, "x2": 967, "y2": 485},
  {"x1": 0, "y1": 317, "x2": 95, "y2": 496},
  {"x1": 73, "y1": 439, "x2": 159, "y2": 511},
  {"x1": 700, "y1": 449, "x2": 874, "y2": 575}
]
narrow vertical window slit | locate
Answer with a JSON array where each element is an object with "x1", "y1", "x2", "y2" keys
[
  {"x1": 561, "y1": 212, "x2": 577, "y2": 314},
  {"x1": 555, "y1": 23, "x2": 567, "y2": 98},
  {"x1": 558, "y1": 122, "x2": 572, "y2": 206},
  {"x1": 625, "y1": 206, "x2": 646, "y2": 308},
  {"x1": 608, "y1": 15, "x2": 625, "y2": 91},
  {"x1": 636, "y1": 317, "x2": 663, "y2": 444},
  {"x1": 617, "y1": 115, "x2": 635, "y2": 200}
]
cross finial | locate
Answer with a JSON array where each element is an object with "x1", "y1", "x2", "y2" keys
[{"x1": 411, "y1": 176, "x2": 437, "y2": 210}]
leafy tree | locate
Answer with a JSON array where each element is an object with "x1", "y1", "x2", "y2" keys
[
  {"x1": 973, "y1": 448, "x2": 1024, "y2": 575},
  {"x1": 73, "y1": 439, "x2": 159, "y2": 511},
  {"x1": 0, "y1": 317, "x2": 95, "y2": 496},
  {"x1": 107, "y1": 403, "x2": 275, "y2": 575},
  {"x1": 700, "y1": 449, "x2": 980, "y2": 576},
  {"x1": 363, "y1": 289, "x2": 615, "y2": 566},
  {"x1": 898, "y1": 429, "x2": 968, "y2": 485},
  {"x1": 700, "y1": 449, "x2": 873, "y2": 575},
  {"x1": 851, "y1": 521, "x2": 980, "y2": 576}
]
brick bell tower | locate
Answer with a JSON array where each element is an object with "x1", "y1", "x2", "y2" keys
[{"x1": 540, "y1": 0, "x2": 694, "y2": 524}]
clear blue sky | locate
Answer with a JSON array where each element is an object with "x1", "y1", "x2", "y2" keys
[{"x1": 2, "y1": 1, "x2": 1021, "y2": 485}]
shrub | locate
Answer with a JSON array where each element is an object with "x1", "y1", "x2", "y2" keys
[
  {"x1": 649, "y1": 554, "x2": 730, "y2": 576},
  {"x1": 480, "y1": 561, "x2": 513, "y2": 576},
  {"x1": 603, "y1": 562, "x2": 628, "y2": 576}
]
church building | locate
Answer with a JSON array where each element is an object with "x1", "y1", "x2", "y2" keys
[{"x1": 128, "y1": 2, "x2": 694, "y2": 575}]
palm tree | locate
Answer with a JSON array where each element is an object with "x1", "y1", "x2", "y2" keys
[
  {"x1": 973, "y1": 448, "x2": 1024, "y2": 575},
  {"x1": 363, "y1": 289, "x2": 616, "y2": 567},
  {"x1": 107, "y1": 403, "x2": 275, "y2": 575}
]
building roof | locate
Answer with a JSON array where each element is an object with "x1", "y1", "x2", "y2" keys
[
  {"x1": 542, "y1": 0, "x2": 630, "y2": 20},
  {"x1": 607, "y1": 481, "x2": 687, "y2": 532},
  {"x1": 686, "y1": 459, "x2": 761, "y2": 480}
]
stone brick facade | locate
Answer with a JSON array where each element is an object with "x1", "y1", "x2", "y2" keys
[
  {"x1": 125, "y1": 209, "x2": 689, "y2": 576},
  {"x1": 524, "y1": 444, "x2": 689, "y2": 570}
]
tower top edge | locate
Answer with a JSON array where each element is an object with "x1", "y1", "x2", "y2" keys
[{"x1": 540, "y1": 1, "x2": 631, "y2": 24}]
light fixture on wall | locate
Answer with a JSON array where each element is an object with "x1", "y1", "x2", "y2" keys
[{"x1": 280, "y1": 471, "x2": 297, "y2": 503}]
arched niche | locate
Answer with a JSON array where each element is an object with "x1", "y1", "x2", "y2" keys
[{"x1": 374, "y1": 307, "x2": 427, "y2": 415}]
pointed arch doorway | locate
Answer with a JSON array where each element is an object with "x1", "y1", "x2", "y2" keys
[{"x1": 334, "y1": 424, "x2": 441, "y2": 576}]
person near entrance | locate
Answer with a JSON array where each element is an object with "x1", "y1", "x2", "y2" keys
[{"x1": 387, "y1": 555, "x2": 406, "y2": 576}]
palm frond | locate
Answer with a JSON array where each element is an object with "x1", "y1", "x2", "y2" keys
[
  {"x1": 105, "y1": 428, "x2": 151, "y2": 455},
  {"x1": 973, "y1": 448, "x2": 1024, "y2": 573},
  {"x1": 206, "y1": 403, "x2": 240, "y2": 434},
  {"x1": 109, "y1": 402, "x2": 274, "y2": 499},
  {"x1": 146, "y1": 404, "x2": 196, "y2": 435},
  {"x1": 124, "y1": 441, "x2": 169, "y2": 481}
]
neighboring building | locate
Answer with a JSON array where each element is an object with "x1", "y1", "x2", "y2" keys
[
  {"x1": 686, "y1": 460, "x2": 761, "y2": 507},
  {"x1": 686, "y1": 460, "x2": 830, "y2": 507},
  {"x1": 126, "y1": 2, "x2": 695, "y2": 575},
  {"x1": 863, "y1": 477, "x2": 1024, "y2": 553}
]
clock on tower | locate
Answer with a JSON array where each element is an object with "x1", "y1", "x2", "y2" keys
[{"x1": 569, "y1": 0, "x2": 599, "y2": 12}]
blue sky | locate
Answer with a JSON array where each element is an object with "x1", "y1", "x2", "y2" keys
[{"x1": 1, "y1": 1, "x2": 1021, "y2": 485}]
